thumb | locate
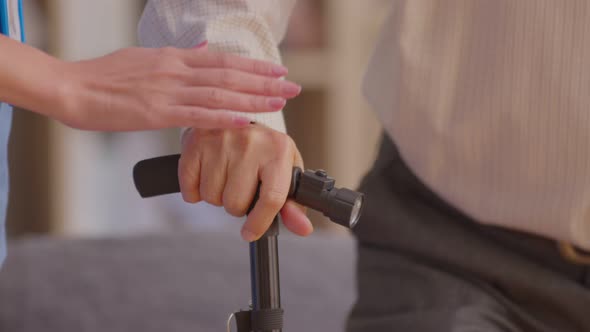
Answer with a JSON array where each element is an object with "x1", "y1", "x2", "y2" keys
[{"x1": 280, "y1": 200, "x2": 313, "y2": 237}]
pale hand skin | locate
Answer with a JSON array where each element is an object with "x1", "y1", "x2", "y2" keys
[
  {"x1": 179, "y1": 125, "x2": 314, "y2": 241},
  {"x1": 0, "y1": 36, "x2": 301, "y2": 130}
]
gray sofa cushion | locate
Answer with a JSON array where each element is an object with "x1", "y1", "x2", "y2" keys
[{"x1": 0, "y1": 231, "x2": 356, "y2": 332}]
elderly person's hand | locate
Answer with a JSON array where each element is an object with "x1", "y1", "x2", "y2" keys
[
  {"x1": 178, "y1": 124, "x2": 313, "y2": 242},
  {"x1": 0, "y1": 36, "x2": 300, "y2": 130}
]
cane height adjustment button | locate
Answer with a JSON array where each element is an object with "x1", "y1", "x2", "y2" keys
[{"x1": 315, "y1": 169, "x2": 328, "y2": 177}]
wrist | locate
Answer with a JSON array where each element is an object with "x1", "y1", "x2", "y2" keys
[
  {"x1": 0, "y1": 37, "x2": 72, "y2": 117},
  {"x1": 12, "y1": 56, "x2": 74, "y2": 121},
  {"x1": 48, "y1": 60, "x2": 83, "y2": 125}
]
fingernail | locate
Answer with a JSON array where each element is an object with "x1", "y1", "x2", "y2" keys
[
  {"x1": 268, "y1": 98, "x2": 286, "y2": 110},
  {"x1": 307, "y1": 219, "x2": 315, "y2": 234},
  {"x1": 304, "y1": 216, "x2": 313, "y2": 228},
  {"x1": 241, "y1": 229, "x2": 257, "y2": 242},
  {"x1": 193, "y1": 40, "x2": 208, "y2": 49},
  {"x1": 272, "y1": 65, "x2": 288, "y2": 76},
  {"x1": 234, "y1": 116, "x2": 251, "y2": 126},
  {"x1": 282, "y1": 82, "x2": 302, "y2": 97}
]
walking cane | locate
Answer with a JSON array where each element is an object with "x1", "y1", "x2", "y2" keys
[{"x1": 132, "y1": 154, "x2": 364, "y2": 332}]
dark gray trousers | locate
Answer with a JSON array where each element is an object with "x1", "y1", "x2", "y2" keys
[{"x1": 346, "y1": 135, "x2": 590, "y2": 332}]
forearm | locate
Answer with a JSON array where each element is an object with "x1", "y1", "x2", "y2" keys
[
  {"x1": 138, "y1": 0, "x2": 297, "y2": 133},
  {"x1": 0, "y1": 35, "x2": 67, "y2": 117}
]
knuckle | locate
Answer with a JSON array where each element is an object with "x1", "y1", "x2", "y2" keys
[
  {"x1": 249, "y1": 95, "x2": 264, "y2": 111},
  {"x1": 178, "y1": 153, "x2": 198, "y2": 176},
  {"x1": 260, "y1": 188, "x2": 286, "y2": 209},
  {"x1": 286, "y1": 135, "x2": 298, "y2": 152},
  {"x1": 154, "y1": 61, "x2": 182, "y2": 81},
  {"x1": 246, "y1": 126, "x2": 266, "y2": 146},
  {"x1": 223, "y1": 195, "x2": 249, "y2": 217},
  {"x1": 185, "y1": 108, "x2": 206, "y2": 122},
  {"x1": 263, "y1": 79, "x2": 274, "y2": 95},
  {"x1": 201, "y1": 186, "x2": 223, "y2": 206},
  {"x1": 197, "y1": 128, "x2": 223, "y2": 144},
  {"x1": 220, "y1": 70, "x2": 238, "y2": 89},
  {"x1": 209, "y1": 196, "x2": 224, "y2": 207},
  {"x1": 206, "y1": 88, "x2": 224, "y2": 107},
  {"x1": 178, "y1": 157, "x2": 200, "y2": 203},
  {"x1": 199, "y1": 172, "x2": 224, "y2": 207},
  {"x1": 183, "y1": 127, "x2": 204, "y2": 147},
  {"x1": 233, "y1": 128, "x2": 255, "y2": 152},
  {"x1": 166, "y1": 69, "x2": 187, "y2": 81},
  {"x1": 219, "y1": 127, "x2": 232, "y2": 147},
  {"x1": 182, "y1": 191, "x2": 200, "y2": 203},
  {"x1": 270, "y1": 131, "x2": 291, "y2": 152},
  {"x1": 235, "y1": 130, "x2": 255, "y2": 153},
  {"x1": 241, "y1": 127, "x2": 292, "y2": 159}
]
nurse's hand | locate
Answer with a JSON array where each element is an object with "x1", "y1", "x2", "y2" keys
[
  {"x1": 56, "y1": 43, "x2": 300, "y2": 130},
  {"x1": 178, "y1": 124, "x2": 313, "y2": 242}
]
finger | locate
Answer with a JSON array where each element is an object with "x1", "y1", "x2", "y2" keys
[
  {"x1": 199, "y1": 142, "x2": 229, "y2": 207},
  {"x1": 279, "y1": 140, "x2": 311, "y2": 235},
  {"x1": 293, "y1": 143, "x2": 304, "y2": 171},
  {"x1": 189, "y1": 69, "x2": 301, "y2": 98},
  {"x1": 167, "y1": 106, "x2": 251, "y2": 129},
  {"x1": 178, "y1": 142, "x2": 202, "y2": 203},
  {"x1": 241, "y1": 157, "x2": 292, "y2": 242},
  {"x1": 183, "y1": 51, "x2": 288, "y2": 77},
  {"x1": 222, "y1": 156, "x2": 260, "y2": 217},
  {"x1": 280, "y1": 200, "x2": 313, "y2": 236},
  {"x1": 177, "y1": 87, "x2": 286, "y2": 112}
]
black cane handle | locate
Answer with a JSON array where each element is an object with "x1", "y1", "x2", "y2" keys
[{"x1": 133, "y1": 154, "x2": 299, "y2": 199}]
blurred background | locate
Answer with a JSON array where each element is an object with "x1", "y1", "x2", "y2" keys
[{"x1": 7, "y1": 0, "x2": 388, "y2": 240}]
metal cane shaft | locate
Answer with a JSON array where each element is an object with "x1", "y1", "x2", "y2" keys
[{"x1": 250, "y1": 218, "x2": 281, "y2": 332}]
